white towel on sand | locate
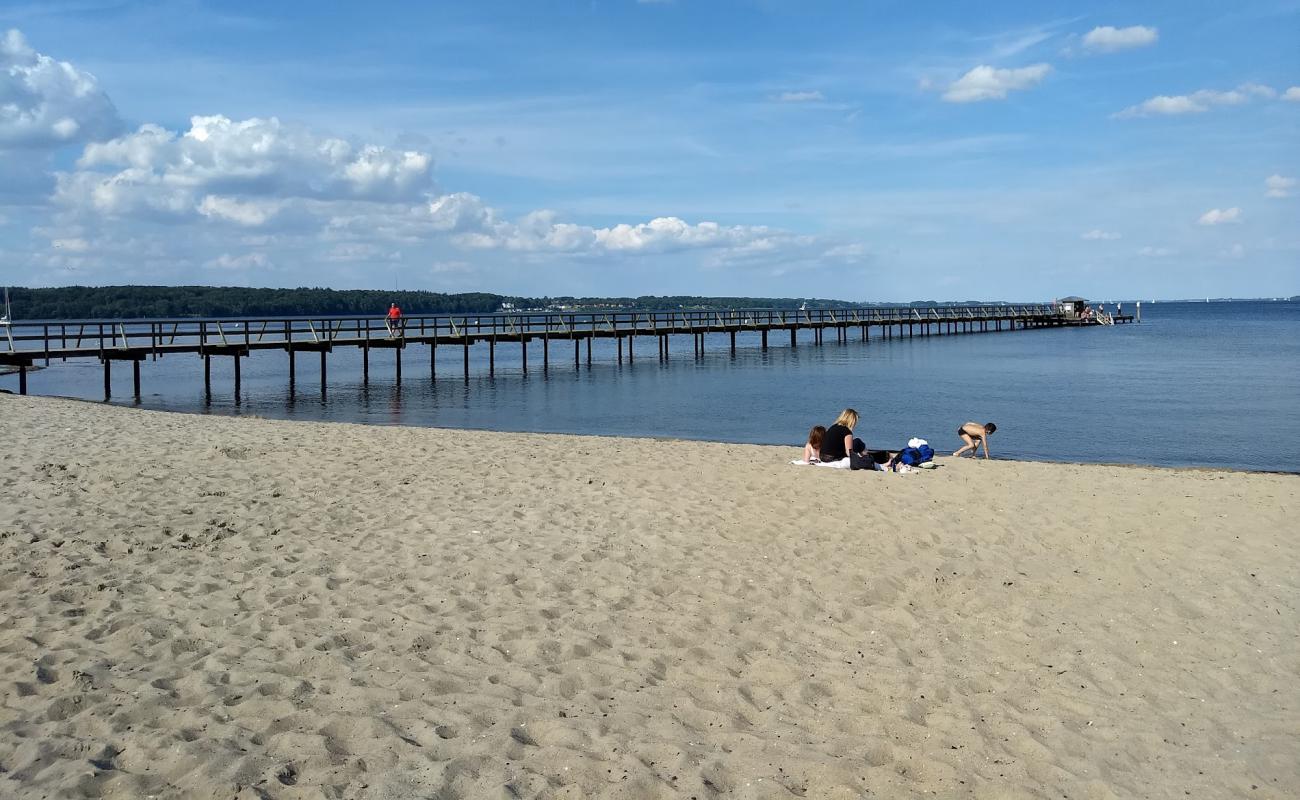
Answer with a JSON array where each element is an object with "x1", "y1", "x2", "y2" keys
[{"x1": 789, "y1": 458, "x2": 852, "y2": 469}]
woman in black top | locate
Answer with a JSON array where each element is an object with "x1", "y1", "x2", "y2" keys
[{"x1": 820, "y1": 408, "x2": 859, "y2": 463}]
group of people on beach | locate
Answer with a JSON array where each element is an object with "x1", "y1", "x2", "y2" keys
[{"x1": 802, "y1": 408, "x2": 996, "y2": 468}]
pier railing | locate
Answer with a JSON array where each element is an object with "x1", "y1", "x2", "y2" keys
[{"x1": 2, "y1": 305, "x2": 1059, "y2": 358}]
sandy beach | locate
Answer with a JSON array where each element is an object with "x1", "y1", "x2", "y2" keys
[{"x1": 0, "y1": 394, "x2": 1295, "y2": 799}]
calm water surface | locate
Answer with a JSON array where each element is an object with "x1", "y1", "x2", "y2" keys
[{"x1": 6, "y1": 301, "x2": 1299, "y2": 472}]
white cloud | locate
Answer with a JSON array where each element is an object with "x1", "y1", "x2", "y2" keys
[
  {"x1": 0, "y1": 29, "x2": 121, "y2": 148},
  {"x1": 1239, "y1": 83, "x2": 1277, "y2": 99},
  {"x1": 942, "y1": 63, "x2": 1051, "y2": 103},
  {"x1": 55, "y1": 115, "x2": 437, "y2": 221},
  {"x1": 205, "y1": 252, "x2": 270, "y2": 271},
  {"x1": 822, "y1": 242, "x2": 869, "y2": 261},
  {"x1": 1284, "y1": 87, "x2": 1300, "y2": 102},
  {"x1": 1264, "y1": 174, "x2": 1296, "y2": 198},
  {"x1": 1081, "y1": 25, "x2": 1158, "y2": 53},
  {"x1": 432, "y1": 200, "x2": 788, "y2": 256},
  {"x1": 775, "y1": 90, "x2": 825, "y2": 103},
  {"x1": 426, "y1": 192, "x2": 497, "y2": 233},
  {"x1": 1115, "y1": 84, "x2": 1277, "y2": 118},
  {"x1": 1221, "y1": 243, "x2": 1246, "y2": 260},
  {"x1": 198, "y1": 195, "x2": 280, "y2": 226},
  {"x1": 1137, "y1": 246, "x2": 1175, "y2": 257},
  {"x1": 1198, "y1": 207, "x2": 1241, "y2": 226},
  {"x1": 1081, "y1": 229, "x2": 1121, "y2": 241}
]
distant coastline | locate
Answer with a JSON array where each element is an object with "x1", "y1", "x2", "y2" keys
[{"x1": 3, "y1": 284, "x2": 1295, "y2": 321}]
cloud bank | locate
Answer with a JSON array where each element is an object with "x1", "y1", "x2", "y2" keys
[
  {"x1": 0, "y1": 29, "x2": 120, "y2": 148},
  {"x1": 1116, "y1": 83, "x2": 1277, "y2": 118}
]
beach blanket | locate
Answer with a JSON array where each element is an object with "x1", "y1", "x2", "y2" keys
[{"x1": 789, "y1": 457, "x2": 852, "y2": 469}]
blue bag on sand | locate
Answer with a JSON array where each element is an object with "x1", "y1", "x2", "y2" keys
[
  {"x1": 897, "y1": 447, "x2": 921, "y2": 466},
  {"x1": 917, "y1": 444, "x2": 934, "y2": 463}
]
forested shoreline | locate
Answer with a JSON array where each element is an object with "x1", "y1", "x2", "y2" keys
[{"x1": 4, "y1": 286, "x2": 953, "y2": 320}]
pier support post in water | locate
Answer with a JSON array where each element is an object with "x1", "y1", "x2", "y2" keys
[
  {"x1": 627, "y1": 334, "x2": 633, "y2": 363},
  {"x1": 102, "y1": 359, "x2": 111, "y2": 401},
  {"x1": 233, "y1": 354, "x2": 241, "y2": 405},
  {"x1": 203, "y1": 354, "x2": 211, "y2": 403},
  {"x1": 320, "y1": 350, "x2": 328, "y2": 398},
  {"x1": 362, "y1": 342, "x2": 369, "y2": 386},
  {"x1": 790, "y1": 328, "x2": 797, "y2": 348},
  {"x1": 617, "y1": 335, "x2": 623, "y2": 364},
  {"x1": 463, "y1": 338, "x2": 469, "y2": 381},
  {"x1": 132, "y1": 359, "x2": 141, "y2": 400},
  {"x1": 586, "y1": 335, "x2": 592, "y2": 366},
  {"x1": 288, "y1": 349, "x2": 296, "y2": 392},
  {"x1": 761, "y1": 330, "x2": 768, "y2": 350},
  {"x1": 18, "y1": 364, "x2": 27, "y2": 395},
  {"x1": 729, "y1": 330, "x2": 736, "y2": 355},
  {"x1": 430, "y1": 342, "x2": 436, "y2": 380},
  {"x1": 574, "y1": 337, "x2": 580, "y2": 367},
  {"x1": 521, "y1": 339, "x2": 528, "y2": 373},
  {"x1": 396, "y1": 345, "x2": 402, "y2": 385},
  {"x1": 489, "y1": 337, "x2": 496, "y2": 376},
  {"x1": 543, "y1": 334, "x2": 549, "y2": 371}
]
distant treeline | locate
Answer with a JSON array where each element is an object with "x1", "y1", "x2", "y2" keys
[{"x1": 4, "y1": 285, "x2": 991, "y2": 320}]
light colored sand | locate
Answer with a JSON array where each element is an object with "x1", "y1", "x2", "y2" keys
[{"x1": 0, "y1": 394, "x2": 1296, "y2": 800}]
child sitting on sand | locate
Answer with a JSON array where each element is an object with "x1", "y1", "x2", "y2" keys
[{"x1": 803, "y1": 425, "x2": 826, "y2": 463}]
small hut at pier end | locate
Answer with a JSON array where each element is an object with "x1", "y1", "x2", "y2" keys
[{"x1": 1058, "y1": 296, "x2": 1088, "y2": 317}]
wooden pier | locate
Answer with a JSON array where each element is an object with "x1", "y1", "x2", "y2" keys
[{"x1": 0, "y1": 305, "x2": 1132, "y2": 401}]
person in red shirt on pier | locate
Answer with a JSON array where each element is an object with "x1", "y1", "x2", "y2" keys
[{"x1": 385, "y1": 303, "x2": 402, "y2": 335}]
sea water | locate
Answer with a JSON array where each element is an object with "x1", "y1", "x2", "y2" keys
[{"x1": 6, "y1": 301, "x2": 1298, "y2": 472}]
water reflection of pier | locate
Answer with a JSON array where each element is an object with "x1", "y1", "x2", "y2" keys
[{"x1": 0, "y1": 304, "x2": 1132, "y2": 401}]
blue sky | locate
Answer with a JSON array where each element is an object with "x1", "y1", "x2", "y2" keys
[{"x1": 1, "y1": 0, "x2": 1296, "y2": 300}]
